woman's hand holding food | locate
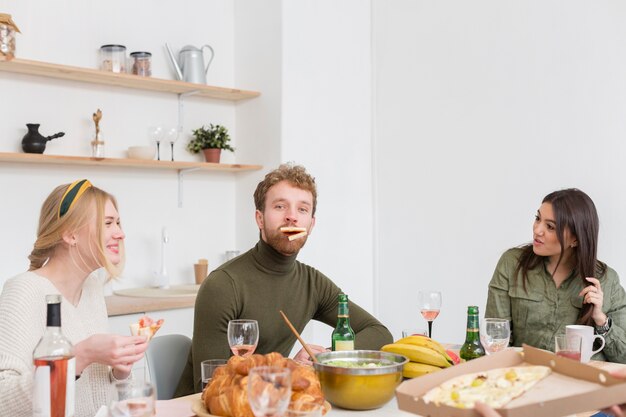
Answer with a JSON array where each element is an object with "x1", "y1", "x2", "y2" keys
[
  {"x1": 293, "y1": 344, "x2": 329, "y2": 365},
  {"x1": 579, "y1": 277, "x2": 607, "y2": 326},
  {"x1": 74, "y1": 334, "x2": 148, "y2": 378}
]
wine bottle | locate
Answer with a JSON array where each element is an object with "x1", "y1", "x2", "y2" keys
[
  {"x1": 459, "y1": 305, "x2": 486, "y2": 361},
  {"x1": 33, "y1": 294, "x2": 76, "y2": 417},
  {"x1": 331, "y1": 293, "x2": 355, "y2": 351}
]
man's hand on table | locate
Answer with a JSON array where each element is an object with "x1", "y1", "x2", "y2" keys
[{"x1": 293, "y1": 344, "x2": 329, "y2": 365}]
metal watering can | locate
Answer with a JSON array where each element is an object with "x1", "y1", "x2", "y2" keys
[{"x1": 165, "y1": 43, "x2": 214, "y2": 84}]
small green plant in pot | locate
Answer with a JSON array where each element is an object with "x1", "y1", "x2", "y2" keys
[{"x1": 187, "y1": 124, "x2": 235, "y2": 163}]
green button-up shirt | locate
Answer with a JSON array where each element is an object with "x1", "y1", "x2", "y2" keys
[{"x1": 486, "y1": 248, "x2": 626, "y2": 363}]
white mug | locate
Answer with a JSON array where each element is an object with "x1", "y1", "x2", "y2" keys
[{"x1": 565, "y1": 325, "x2": 605, "y2": 363}]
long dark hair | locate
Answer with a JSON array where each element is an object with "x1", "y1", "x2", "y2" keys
[{"x1": 514, "y1": 188, "x2": 606, "y2": 326}]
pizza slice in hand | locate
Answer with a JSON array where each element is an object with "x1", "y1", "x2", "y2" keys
[{"x1": 129, "y1": 315, "x2": 164, "y2": 340}]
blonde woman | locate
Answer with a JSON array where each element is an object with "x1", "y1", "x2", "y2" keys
[{"x1": 0, "y1": 180, "x2": 148, "y2": 417}]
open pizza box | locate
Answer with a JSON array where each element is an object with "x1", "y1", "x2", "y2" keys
[{"x1": 396, "y1": 344, "x2": 626, "y2": 417}]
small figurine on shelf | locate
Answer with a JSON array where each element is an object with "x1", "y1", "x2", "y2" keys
[{"x1": 91, "y1": 109, "x2": 105, "y2": 160}]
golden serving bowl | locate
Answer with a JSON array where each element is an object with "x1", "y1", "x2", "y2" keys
[{"x1": 313, "y1": 350, "x2": 408, "y2": 410}]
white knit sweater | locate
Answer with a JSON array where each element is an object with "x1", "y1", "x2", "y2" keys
[{"x1": 0, "y1": 271, "x2": 113, "y2": 417}]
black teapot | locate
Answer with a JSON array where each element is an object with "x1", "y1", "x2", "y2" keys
[{"x1": 21, "y1": 123, "x2": 65, "y2": 154}]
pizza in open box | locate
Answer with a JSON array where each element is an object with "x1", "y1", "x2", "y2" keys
[{"x1": 423, "y1": 365, "x2": 551, "y2": 409}]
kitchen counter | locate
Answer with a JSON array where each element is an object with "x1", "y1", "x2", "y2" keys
[{"x1": 105, "y1": 293, "x2": 197, "y2": 316}]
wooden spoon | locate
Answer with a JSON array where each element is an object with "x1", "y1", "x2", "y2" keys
[{"x1": 279, "y1": 310, "x2": 319, "y2": 363}]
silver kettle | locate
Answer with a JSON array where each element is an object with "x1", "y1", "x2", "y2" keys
[{"x1": 165, "y1": 43, "x2": 214, "y2": 84}]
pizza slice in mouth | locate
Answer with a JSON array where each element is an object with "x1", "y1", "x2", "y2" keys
[{"x1": 280, "y1": 226, "x2": 308, "y2": 241}]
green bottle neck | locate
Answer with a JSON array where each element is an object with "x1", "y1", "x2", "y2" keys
[{"x1": 464, "y1": 314, "x2": 480, "y2": 342}]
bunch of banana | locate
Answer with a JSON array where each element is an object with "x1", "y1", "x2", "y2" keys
[{"x1": 381, "y1": 335, "x2": 455, "y2": 378}]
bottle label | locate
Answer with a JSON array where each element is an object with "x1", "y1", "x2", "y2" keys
[
  {"x1": 66, "y1": 358, "x2": 76, "y2": 417},
  {"x1": 33, "y1": 365, "x2": 50, "y2": 417},
  {"x1": 32, "y1": 357, "x2": 75, "y2": 417},
  {"x1": 334, "y1": 340, "x2": 355, "y2": 351}
]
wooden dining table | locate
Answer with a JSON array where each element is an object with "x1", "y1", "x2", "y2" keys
[{"x1": 153, "y1": 356, "x2": 626, "y2": 417}]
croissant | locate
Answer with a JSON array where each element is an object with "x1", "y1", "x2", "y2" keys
[{"x1": 202, "y1": 352, "x2": 326, "y2": 417}]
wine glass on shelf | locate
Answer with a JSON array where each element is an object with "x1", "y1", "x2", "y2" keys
[
  {"x1": 247, "y1": 366, "x2": 291, "y2": 417},
  {"x1": 148, "y1": 125, "x2": 163, "y2": 161},
  {"x1": 480, "y1": 318, "x2": 510, "y2": 355},
  {"x1": 164, "y1": 126, "x2": 179, "y2": 161},
  {"x1": 417, "y1": 290, "x2": 441, "y2": 339},
  {"x1": 227, "y1": 319, "x2": 259, "y2": 357}
]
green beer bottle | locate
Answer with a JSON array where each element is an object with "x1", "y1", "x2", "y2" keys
[
  {"x1": 331, "y1": 293, "x2": 355, "y2": 351},
  {"x1": 459, "y1": 305, "x2": 486, "y2": 361}
]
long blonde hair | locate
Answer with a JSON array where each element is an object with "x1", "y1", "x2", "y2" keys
[{"x1": 28, "y1": 182, "x2": 125, "y2": 278}]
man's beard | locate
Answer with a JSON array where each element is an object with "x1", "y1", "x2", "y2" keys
[{"x1": 264, "y1": 226, "x2": 308, "y2": 256}]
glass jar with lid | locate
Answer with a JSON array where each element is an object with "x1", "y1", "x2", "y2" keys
[
  {"x1": 130, "y1": 51, "x2": 152, "y2": 77},
  {"x1": 0, "y1": 13, "x2": 20, "y2": 60},
  {"x1": 99, "y1": 44, "x2": 126, "y2": 73}
]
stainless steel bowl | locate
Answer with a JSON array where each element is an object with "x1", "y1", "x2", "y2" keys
[{"x1": 313, "y1": 350, "x2": 408, "y2": 410}]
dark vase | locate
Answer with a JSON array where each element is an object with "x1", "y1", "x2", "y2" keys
[{"x1": 21, "y1": 123, "x2": 65, "y2": 154}]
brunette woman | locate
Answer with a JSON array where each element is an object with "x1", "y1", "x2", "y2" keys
[
  {"x1": 486, "y1": 188, "x2": 626, "y2": 363},
  {"x1": 0, "y1": 180, "x2": 148, "y2": 417}
]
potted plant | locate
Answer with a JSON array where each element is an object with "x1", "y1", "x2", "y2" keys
[{"x1": 187, "y1": 124, "x2": 235, "y2": 163}]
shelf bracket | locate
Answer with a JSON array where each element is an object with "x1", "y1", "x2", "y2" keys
[
  {"x1": 177, "y1": 91, "x2": 200, "y2": 138},
  {"x1": 177, "y1": 167, "x2": 201, "y2": 208}
]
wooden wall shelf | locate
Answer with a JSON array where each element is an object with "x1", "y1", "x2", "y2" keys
[
  {"x1": 0, "y1": 152, "x2": 262, "y2": 172},
  {"x1": 0, "y1": 57, "x2": 260, "y2": 101}
]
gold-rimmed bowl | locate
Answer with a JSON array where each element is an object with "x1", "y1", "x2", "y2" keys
[{"x1": 313, "y1": 350, "x2": 408, "y2": 410}]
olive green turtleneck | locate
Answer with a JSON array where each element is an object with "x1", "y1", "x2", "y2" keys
[{"x1": 174, "y1": 239, "x2": 392, "y2": 396}]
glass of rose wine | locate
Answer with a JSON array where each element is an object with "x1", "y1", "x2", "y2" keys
[
  {"x1": 480, "y1": 318, "x2": 511, "y2": 354},
  {"x1": 417, "y1": 290, "x2": 441, "y2": 338},
  {"x1": 228, "y1": 319, "x2": 259, "y2": 357},
  {"x1": 555, "y1": 334, "x2": 582, "y2": 361}
]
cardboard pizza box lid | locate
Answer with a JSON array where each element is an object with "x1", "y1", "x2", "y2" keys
[{"x1": 396, "y1": 344, "x2": 626, "y2": 417}]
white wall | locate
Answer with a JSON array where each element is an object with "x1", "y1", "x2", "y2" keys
[
  {"x1": 0, "y1": 1, "x2": 263, "y2": 291},
  {"x1": 373, "y1": 0, "x2": 626, "y2": 343},
  {"x1": 5, "y1": 0, "x2": 625, "y2": 350},
  {"x1": 281, "y1": 0, "x2": 374, "y2": 348}
]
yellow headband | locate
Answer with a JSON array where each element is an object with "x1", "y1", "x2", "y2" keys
[{"x1": 58, "y1": 179, "x2": 92, "y2": 218}]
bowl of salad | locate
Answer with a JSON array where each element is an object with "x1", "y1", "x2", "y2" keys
[{"x1": 313, "y1": 350, "x2": 408, "y2": 410}]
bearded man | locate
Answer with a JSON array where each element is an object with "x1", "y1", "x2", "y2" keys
[{"x1": 174, "y1": 163, "x2": 393, "y2": 396}]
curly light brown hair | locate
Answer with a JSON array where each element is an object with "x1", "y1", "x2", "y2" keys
[{"x1": 254, "y1": 163, "x2": 318, "y2": 215}]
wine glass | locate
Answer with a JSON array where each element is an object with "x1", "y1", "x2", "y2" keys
[
  {"x1": 148, "y1": 125, "x2": 163, "y2": 161},
  {"x1": 480, "y1": 318, "x2": 511, "y2": 355},
  {"x1": 227, "y1": 319, "x2": 259, "y2": 357},
  {"x1": 163, "y1": 126, "x2": 179, "y2": 161},
  {"x1": 109, "y1": 381, "x2": 155, "y2": 417},
  {"x1": 417, "y1": 290, "x2": 441, "y2": 338},
  {"x1": 247, "y1": 366, "x2": 291, "y2": 417}
]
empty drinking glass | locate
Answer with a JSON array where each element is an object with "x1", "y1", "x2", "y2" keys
[
  {"x1": 109, "y1": 381, "x2": 155, "y2": 417},
  {"x1": 247, "y1": 366, "x2": 291, "y2": 417},
  {"x1": 201, "y1": 359, "x2": 227, "y2": 389},
  {"x1": 480, "y1": 318, "x2": 510, "y2": 355}
]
